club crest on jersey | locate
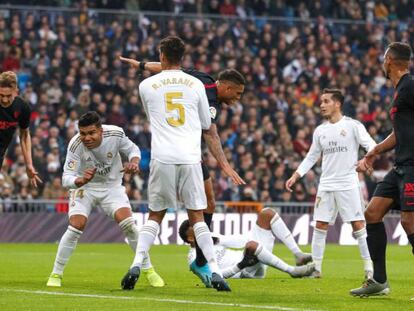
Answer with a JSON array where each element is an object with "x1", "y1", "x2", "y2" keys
[
  {"x1": 67, "y1": 160, "x2": 76, "y2": 170},
  {"x1": 107, "y1": 152, "x2": 113, "y2": 158},
  {"x1": 340, "y1": 129, "x2": 347, "y2": 137},
  {"x1": 209, "y1": 107, "x2": 217, "y2": 119}
]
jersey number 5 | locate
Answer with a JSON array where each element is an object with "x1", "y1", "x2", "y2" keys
[{"x1": 165, "y1": 92, "x2": 185, "y2": 127}]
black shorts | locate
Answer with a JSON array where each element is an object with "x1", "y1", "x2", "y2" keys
[
  {"x1": 201, "y1": 163, "x2": 210, "y2": 181},
  {"x1": 373, "y1": 166, "x2": 414, "y2": 211}
]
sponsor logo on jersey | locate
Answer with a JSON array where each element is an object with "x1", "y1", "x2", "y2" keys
[
  {"x1": 404, "y1": 182, "x2": 414, "y2": 198},
  {"x1": 0, "y1": 121, "x2": 18, "y2": 130},
  {"x1": 107, "y1": 152, "x2": 113, "y2": 158},
  {"x1": 209, "y1": 107, "x2": 217, "y2": 119}
]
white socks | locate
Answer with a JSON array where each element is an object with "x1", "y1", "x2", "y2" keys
[
  {"x1": 222, "y1": 265, "x2": 241, "y2": 279},
  {"x1": 52, "y1": 225, "x2": 82, "y2": 275},
  {"x1": 119, "y1": 217, "x2": 152, "y2": 270},
  {"x1": 255, "y1": 244, "x2": 293, "y2": 273},
  {"x1": 193, "y1": 221, "x2": 221, "y2": 275},
  {"x1": 131, "y1": 220, "x2": 159, "y2": 269},
  {"x1": 270, "y1": 214, "x2": 301, "y2": 255},
  {"x1": 311, "y1": 228, "x2": 327, "y2": 273},
  {"x1": 353, "y1": 227, "x2": 373, "y2": 273}
]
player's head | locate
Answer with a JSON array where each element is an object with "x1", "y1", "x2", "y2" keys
[
  {"x1": 78, "y1": 111, "x2": 103, "y2": 149},
  {"x1": 383, "y1": 42, "x2": 412, "y2": 79},
  {"x1": 159, "y1": 36, "x2": 186, "y2": 66},
  {"x1": 320, "y1": 88, "x2": 343, "y2": 119},
  {"x1": 179, "y1": 220, "x2": 195, "y2": 246},
  {"x1": 0, "y1": 71, "x2": 18, "y2": 108},
  {"x1": 216, "y1": 69, "x2": 245, "y2": 105}
]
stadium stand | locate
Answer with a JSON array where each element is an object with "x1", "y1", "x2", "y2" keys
[{"x1": 0, "y1": 1, "x2": 412, "y2": 211}]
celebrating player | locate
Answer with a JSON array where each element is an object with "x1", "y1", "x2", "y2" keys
[
  {"x1": 121, "y1": 36, "x2": 230, "y2": 291},
  {"x1": 179, "y1": 208, "x2": 314, "y2": 279},
  {"x1": 286, "y1": 89, "x2": 376, "y2": 279},
  {"x1": 0, "y1": 71, "x2": 41, "y2": 187},
  {"x1": 351, "y1": 42, "x2": 414, "y2": 297},
  {"x1": 120, "y1": 54, "x2": 246, "y2": 286},
  {"x1": 47, "y1": 111, "x2": 164, "y2": 288}
]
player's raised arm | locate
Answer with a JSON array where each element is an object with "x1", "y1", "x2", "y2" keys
[
  {"x1": 119, "y1": 56, "x2": 162, "y2": 74},
  {"x1": 286, "y1": 129, "x2": 322, "y2": 192}
]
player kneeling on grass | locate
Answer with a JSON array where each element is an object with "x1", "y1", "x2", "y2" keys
[
  {"x1": 179, "y1": 208, "x2": 315, "y2": 279},
  {"x1": 47, "y1": 112, "x2": 164, "y2": 288}
]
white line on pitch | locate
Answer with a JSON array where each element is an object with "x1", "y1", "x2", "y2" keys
[{"x1": 0, "y1": 288, "x2": 322, "y2": 311}]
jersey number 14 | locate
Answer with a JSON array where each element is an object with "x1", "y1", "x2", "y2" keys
[{"x1": 165, "y1": 92, "x2": 185, "y2": 127}]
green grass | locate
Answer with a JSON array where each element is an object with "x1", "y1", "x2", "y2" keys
[{"x1": 0, "y1": 243, "x2": 413, "y2": 311}]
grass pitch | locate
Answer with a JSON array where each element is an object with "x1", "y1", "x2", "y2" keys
[{"x1": 0, "y1": 243, "x2": 413, "y2": 311}]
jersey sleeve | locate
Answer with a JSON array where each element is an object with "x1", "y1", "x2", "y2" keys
[
  {"x1": 118, "y1": 129, "x2": 141, "y2": 161},
  {"x1": 354, "y1": 121, "x2": 376, "y2": 152},
  {"x1": 195, "y1": 81, "x2": 212, "y2": 130},
  {"x1": 62, "y1": 148, "x2": 81, "y2": 189},
  {"x1": 296, "y1": 128, "x2": 322, "y2": 177},
  {"x1": 18, "y1": 100, "x2": 31, "y2": 129}
]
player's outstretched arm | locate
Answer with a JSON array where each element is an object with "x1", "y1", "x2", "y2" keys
[
  {"x1": 74, "y1": 168, "x2": 97, "y2": 188},
  {"x1": 19, "y1": 128, "x2": 42, "y2": 188},
  {"x1": 119, "y1": 56, "x2": 162, "y2": 74},
  {"x1": 203, "y1": 124, "x2": 246, "y2": 185},
  {"x1": 356, "y1": 131, "x2": 396, "y2": 173},
  {"x1": 285, "y1": 172, "x2": 300, "y2": 192},
  {"x1": 122, "y1": 157, "x2": 140, "y2": 175}
]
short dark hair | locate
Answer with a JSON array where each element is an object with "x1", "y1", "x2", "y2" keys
[
  {"x1": 178, "y1": 220, "x2": 191, "y2": 244},
  {"x1": 322, "y1": 88, "x2": 344, "y2": 105},
  {"x1": 217, "y1": 69, "x2": 246, "y2": 85},
  {"x1": 78, "y1": 111, "x2": 102, "y2": 128},
  {"x1": 387, "y1": 42, "x2": 412, "y2": 61},
  {"x1": 159, "y1": 36, "x2": 186, "y2": 65}
]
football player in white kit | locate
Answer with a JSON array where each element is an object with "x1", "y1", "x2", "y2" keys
[
  {"x1": 179, "y1": 208, "x2": 315, "y2": 279},
  {"x1": 286, "y1": 88, "x2": 376, "y2": 279},
  {"x1": 121, "y1": 36, "x2": 230, "y2": 291},
  {"x1": 47, "y1": 112, "x2": 164, "y2": 288}
]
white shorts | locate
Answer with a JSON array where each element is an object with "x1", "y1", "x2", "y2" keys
[
  {"x1": 68, "y1": 186, "x2": 131, "y2": 218},
  {"x1": 148, "y1": 160, "x2": 207, "y2": 211},
  {"x1": 314, "y1": 187, "x2": 365, "y2": 224}
]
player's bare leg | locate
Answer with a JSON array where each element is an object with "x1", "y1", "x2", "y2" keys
[
  {"x1": 188, "y1": 209, "x2": 230, "y2": 291},
  {"x1": 47, "y1": 215, "x2": 87, "y2": 287},
  {"x1": 310, "y1": 221, "x2": 328, "y2": 278},
  {"x1": 258, "y1": 208, "x2": 312, "y2": 266},
  {"x1": 401, "y1": 211, "x2": 414, "y2": 254},
  {"x1": 351, "y1": 220, "x2": 373, "y2": 279},
  {"x1": 122, "y1": 210, "x2": 166, "y2": 290},
  {"x1": 115, "y1": 207, "x2": 164, "y2": 287},
  {"x1": 350, "y1": 197, "x2": 392, "y2": 297},
  {"x1": 190, "y1": 177, "x2": 216, "y2": 287}
]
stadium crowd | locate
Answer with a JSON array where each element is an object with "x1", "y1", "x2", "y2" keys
[
  {"x1": 5, "y1": 1, "x2": 414, "y2": 22},
  {"x1": 0, "y1": 2, "x2": 411, "y2": 210}
]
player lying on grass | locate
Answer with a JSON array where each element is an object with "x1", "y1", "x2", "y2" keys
[
  {"x1": 179, "y1": 208, "x2": 314, "y2": 280},
  {"x1": 47, "y1": 112, "x2": 164, "y2": 288}
]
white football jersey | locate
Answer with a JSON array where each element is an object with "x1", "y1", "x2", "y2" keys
[
  {"x1": 188, "y1": 244, "x2": 243, "y2": 271},
  {"x1": 296, "y1": 116, "x2": 376, "y2": 191},
  {"x1": 62, "y1": 125, "x2": 141, "y2": 189},
  {"x1": 139, "y1": 70, "x2": 211, "y2": 164}
]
